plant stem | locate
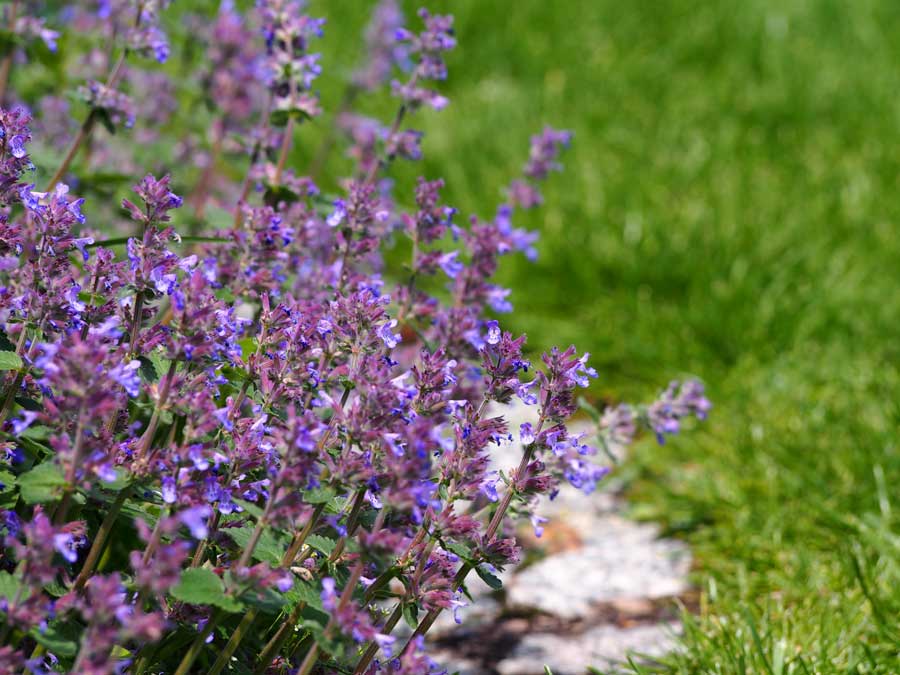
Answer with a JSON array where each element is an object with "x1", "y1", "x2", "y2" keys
[
  {"x1": 204, "y1": 500, "x2": 323, "y2": 675},
  {"x1": 253, "y1": 488, "x2": 365, "y2": 674},
  {"x1": 72, "y1": 486, "x2": 132, "y2": 592},
  {"x1": 237, "y1": 481, "x2": 278, "y2": 570},
  {"x1": 172, "y1": 608, "x2": 222, "y2": 675},
  {"x1": 44, "y1": 110, "x2": 96, "y2": 193},
  {"x1": 136, "y1": 360, "x2": 178, "y2": 460},
  {"x1": 353, "y1": 602, "x2": 403, "y2": 675},
  {"x1": 295, "y1": 549, "x2": 369, "y2": 675},
  {"x1": 282, "y1": 501, "x2": 326, "y2": 566},
  {"x1": 206, "y1": 609, "x2": 255, "y2": 675},
  {"x1": 53, "y1": 402, "x2": 88, "y2": 524},
  {"x1": 271, "y1": 116, "x2": 295, "y2": 188},
  {"x1": 128, "y1": 292, "x2": 144, "y2": 357}
]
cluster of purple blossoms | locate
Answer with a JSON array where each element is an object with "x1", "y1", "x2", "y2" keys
[{"x1": 0, "y1": 3, "x2": 708, "y2": 675}]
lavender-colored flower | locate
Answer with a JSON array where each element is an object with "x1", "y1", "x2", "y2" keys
[
  {"x1": 353, "y1": 0, "x2": 409, "y2": 91},
  {"x1": 258, "y1": 0, "x2": 325, "y2": 120},
  {"x1": 78, "y1": 80, "x2": 136, "y2": 130}
]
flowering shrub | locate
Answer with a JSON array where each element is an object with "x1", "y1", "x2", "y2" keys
[{"x1": 0, "y1": 2, "x2": 709, "y2": 674}]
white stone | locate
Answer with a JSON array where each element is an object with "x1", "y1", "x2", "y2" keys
[
  {"x1": 496, "y1": 622, "x2": 681, "y2": 675},
  {"x1": 506, "y1": 516, "x2": 690, "y2": 619}
]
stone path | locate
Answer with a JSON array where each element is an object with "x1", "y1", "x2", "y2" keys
[{"x1": 426, "y1": 404, "x2": 693, "y2": 675}]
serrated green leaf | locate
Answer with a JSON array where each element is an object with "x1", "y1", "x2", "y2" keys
[
  {"x1": 306, "y1": 533, "x2": 336, "y2": 556},
  {"x1": 304, "y1": 486, "x2": 336, "y2": 505},
  {"x1": 475, "y1": 564, "x2": 503, "y2": 591},
  {"x1": 0, "y1": 351, "x2": 23, "y2": 370},
  {"x1": 18, "y1": 435, "x2": 52, "y2": 462},
  {"x1": 17, "y1": 462, "x2": 67, "y2": 504},
  {"x1": 171, "y1": 568, "x2": 243, "y2": 612},
  {"x1": 226, "y1": 525, "x2": 285, "y2": 565},
  {"x1": 138, "y1": 355, "x2": 158, "y2": 382},
  {"x1": 285, "y1": 579, "x2": 325, "y2": 614},
  {"x1": 0, "y1": 571, "x2": 22, "y2": 602},
  {"x1": 241, "y1": 585, "x2": 288, "y2": 614}
]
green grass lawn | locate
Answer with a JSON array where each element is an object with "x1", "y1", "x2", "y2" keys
[
  {"x1": 18, "y1": 0, "x2": 900, "y2": 671},
  {"x1": 309, "y1": 0, "x2": 900, "y2": 672}
]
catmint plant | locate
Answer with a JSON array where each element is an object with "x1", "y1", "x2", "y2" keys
[{"x1": 0, "y1": 3, "x2": 708, "y2": 675}]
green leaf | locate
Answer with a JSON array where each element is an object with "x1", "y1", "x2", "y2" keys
[
  {"x1": 304, "y1": 618, "x2": 342, "y2": 657},
  {"x1": 402, "y1": 601, "x2": 420, "y2": 630},
  {"x1": 0, "y1": 330, "x2": 16, "y2": 351},
  {"x1": 17, "y1": 462, "x2": 67, "y2": 504},
  {"x1": 306, "y1": 533, "x2": 336, "y2": 557},
  {"x1": 0, "y1": 351, "x2": 23, "y2": 370},
  {"x1": 444, "y1": 540, "x2": 475, "y2": 562},
  {"x1": 97, "y1": 468, "x2": 131, "y2": 492},
  {"x1": 285, "y1": 579, "x2": 325, "y2": 614},
  {"x1": 232, "y1": 499, "x2": 265, "y2": 520},
  {"x1": 0, "y1": 470, "x2": 14, "y2": 493},
  {"x1": 304, "y1": 486, "x2": 336, "y2": 505},
  {"x1": 30, "y1": 622, "x2": 79, "y2": 657},
  {"x1": 138, "y1": 355, "x2": 159, "y2": 382},
  {"x1": 226, "y1": 526, "x2": 284, "y2": 565},
  {"x1": 241, "y1": 585, "x2": 288, "y2": 614},
  {"x1": 170, "y1": 568, "x2": 243, "y2": 612},
  {"x1": 269, "y1": 107, "x2": 312, "y2": 127},
  {"x1": 95, "y1": 107, "x2": 117, "y2": 135},
  {"x1": 21, "y1": 424, "x2": 51, "y2": 440},
  {"x1": 14, "y1": 395, "x2": 41, "y2": 412},
  {"x1": 263, "y1": 184, "x2": 300, "y2": 207},
  {"x1": 0, "y1": 571, "x2": 22, "y2": 602},
  {"x1": 475, "y1": 564, "x2": 503, "y2": 591}
]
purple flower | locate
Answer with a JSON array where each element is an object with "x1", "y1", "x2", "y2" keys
[
  {"x1": 519, "y1": 422, "x2": 535, "y2": 445},
  {"x1": 437, "y1": 251, "x2": 463, "y2": 278},
  {"x1": 327, "y1": 200, "x2": 347, "y2": 228},
  {"x1": 53, "y1": 533, "x2": 80, "y2": 563},
  {"x1": 110, "y1": 359, "x2": 142, "y2": 397},
  {"x1": 321, "y1": 577, "x2": 337, "y2": 611},
  {"x1": 11, "y1": 411, "x2": 38, "y2": 436},
  {"x1": 179, "y1": 506, "x2": 213, "y2": 539},
  {"x1": 485, "y1": 320, "x2": 501, "y2": 346},
  {"x1": 530, "y1": 515, "x2": 548, "y2": 538},
  {"x1": 161, "y1": 476, "x2": 177, "y2": 504},
  {"x1": 379, "y1": 319, "x2": 401, "y2": 349}
]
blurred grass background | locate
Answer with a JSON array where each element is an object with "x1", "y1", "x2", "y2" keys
[{"x1": 19, "y1": 0, "x2": 900, "y2": 671}]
